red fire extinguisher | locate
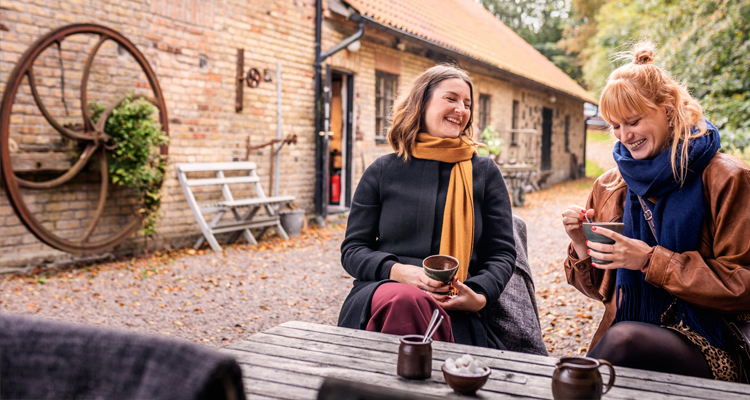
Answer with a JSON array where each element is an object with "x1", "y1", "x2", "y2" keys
[{"x1": 331, "y1": 173, "x2": 341, "y2": 203}]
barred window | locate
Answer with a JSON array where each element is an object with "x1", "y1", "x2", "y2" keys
[
  {"x1": 478, "y1": 94, "x2": 491, "y2": 132},
  {"x1": 375, "y1": 71, "x2": 398, "y2": 144}
]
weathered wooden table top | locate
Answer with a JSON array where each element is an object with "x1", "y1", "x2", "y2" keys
[{"x1": 222, "y1": 321, "x2": 750, "y2": 400}]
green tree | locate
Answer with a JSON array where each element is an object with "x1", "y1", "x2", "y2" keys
[
  {"x1": 563, "y1": 0, "x2": 750, "y2": 150},
  {"x1": 480, "y1": 0, "x2": 584, "y2": 83}
]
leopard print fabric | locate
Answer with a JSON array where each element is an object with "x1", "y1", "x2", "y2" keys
[{"x1": 661, "y1": 301, "x2": 739, "y2": 382}]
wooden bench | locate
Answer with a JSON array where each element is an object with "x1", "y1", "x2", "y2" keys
[{"x1": 176, "y1": 162, "x2": 295, "y2": 251}]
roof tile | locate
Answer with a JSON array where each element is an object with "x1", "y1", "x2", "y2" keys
[{"x1": 344, "y1": 0, "x2": 596, "y2": 103}]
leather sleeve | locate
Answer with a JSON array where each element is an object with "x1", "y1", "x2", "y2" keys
[
  {"x1": 645, "y1": 155, "x2": 750, "y2": 313},
  {"x1": 564, "y1": 170, "x2": 623, "y2": 303}
]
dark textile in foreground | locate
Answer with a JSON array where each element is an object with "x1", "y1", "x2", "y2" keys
[
  {"x1": 0, "y1": 313, "x2": 245, "y2": 400},
  {"x1": 486, "y1": 215, "x2": 547, "y2": 355}
]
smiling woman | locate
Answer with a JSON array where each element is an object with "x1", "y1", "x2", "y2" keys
[
  {"x1": 337, "y1": 64, "x2": 521, "y2": 350},
  {"x1": 560, "y1": 40, "x2": 750, "y2": 383}
]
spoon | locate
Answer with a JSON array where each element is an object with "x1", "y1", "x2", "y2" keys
[
  {"x1": 424, "y1": 315, "x2": 444, "y2": 343},
  {"x1": 423, "y1": 309, "x2": 440, "y2": 343},
  {"x1": 584, "y1": 210, "x2": 592, "y2": 223}
]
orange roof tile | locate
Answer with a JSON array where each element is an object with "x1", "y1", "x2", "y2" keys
[{"x1": 343, "y1": 0, "x2": 597, "y2": 104}]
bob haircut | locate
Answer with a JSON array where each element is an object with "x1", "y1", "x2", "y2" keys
[
  {"x1": 599, "y1": 40, "x2": 707, "y2": 184},
  {"x1": 387, "y1": 64, "x2": 479, "y2": 160}
]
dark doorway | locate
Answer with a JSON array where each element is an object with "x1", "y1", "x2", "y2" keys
[
  {"x1": 327, "y1": 70, "x2": 354, "y2": 212},
  {"x1": 541, "y1": 107, "x2": 553, "y2": 170}
]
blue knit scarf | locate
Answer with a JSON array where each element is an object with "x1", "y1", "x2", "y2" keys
[{"x1": 612, "y1": 120, "x2": 725, "y2": 348}]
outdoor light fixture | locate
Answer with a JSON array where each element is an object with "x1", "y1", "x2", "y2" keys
[
  {"x1": 549, "y1": 94, "x2": 557, "y2": 104},
  {"x1": 346, "y1": 40, "x2": 361, "y2": 52}
]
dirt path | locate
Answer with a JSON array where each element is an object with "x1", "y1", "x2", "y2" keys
[{"x1": 0, "y1": 139, "x2": 617, "y2": 358}]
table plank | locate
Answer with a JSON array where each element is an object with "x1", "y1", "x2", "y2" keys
[
  {"x1": 234, "y1": 331, "x2": 719, "y2": 400},
  {"x1": 226, "y1": 321, "x2": 750, "y2": 400},
  {"x1": 271, "y1": 321, "x2": 750, "y2": 397}
]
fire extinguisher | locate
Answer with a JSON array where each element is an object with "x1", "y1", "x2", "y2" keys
[{"x1": 331, "y1": 173, "x2": 341, "y2": 203}]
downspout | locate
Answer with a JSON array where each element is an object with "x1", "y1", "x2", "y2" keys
[{"x1": 314, "y1": 1, "x2": 364, "y2": 224}]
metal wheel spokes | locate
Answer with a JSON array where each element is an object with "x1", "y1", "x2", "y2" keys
[{"x1": 0, "y1": 24, "x2": 169, "y2": 254}]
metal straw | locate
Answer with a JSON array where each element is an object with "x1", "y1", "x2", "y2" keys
[
  {"x1": 423, "y1": 309, "x2": 440, "y2": 343},
  {"x1": 424, "y1": 316, "x2": 444, "y2": 343}
]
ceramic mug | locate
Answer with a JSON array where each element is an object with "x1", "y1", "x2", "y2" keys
[
  {"x1": 397, "y1": 334, "x2": 432, "y2": 380},
  {"x1": 422, "y1": 255, "x2": 459, "y2": 294},
  {"x1": 551, "y1": 356, "x2": 616, "y2": 400},
  {"x1": 582, "y1": 222, "x2": 625, "y2": 264}
]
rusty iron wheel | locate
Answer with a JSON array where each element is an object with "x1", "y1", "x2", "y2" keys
[{"x1": 0, "y1": 23, "x2": 169, "y2": 254}]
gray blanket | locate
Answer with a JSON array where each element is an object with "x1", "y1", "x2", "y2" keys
[
  {"x1": 486, "y1": 215, "x2": 548, "y2": 355},
  {"x1": 0, "y1": 313, "x2": 245, "y2": 400}
]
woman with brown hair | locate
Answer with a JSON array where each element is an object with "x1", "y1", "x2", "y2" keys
[
  {"x1": 561, "y1": 41, "x2": 750, "y2": 381},
  {"x1": 337, "y1": 64, "x2": 516, "y2": 348}
]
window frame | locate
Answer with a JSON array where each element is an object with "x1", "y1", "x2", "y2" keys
[
  {"x1": 374, "y1": 71, "x2": 399, "y2": 144},
  {"x1": 478, "y1": 94, "x2": 491, "y2": 133}
]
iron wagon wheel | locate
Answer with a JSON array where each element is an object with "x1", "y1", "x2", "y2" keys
[{"x1": 0, "y1": 23, "x2": 169, "y2": 254}]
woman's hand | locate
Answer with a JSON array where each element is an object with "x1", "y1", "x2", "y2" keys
[
  {"x1": 562, "y1": 205, "x2": 594, "y2": 258},
  {"x1": 389, "y1": 263, "x2": 451, "y2": 293},
  {"x1": 436, "y1": 278, "x2": 487, "y2": 312},
  {"x1": 586, "y1": 226, "x2": 654, "y2": 271}
]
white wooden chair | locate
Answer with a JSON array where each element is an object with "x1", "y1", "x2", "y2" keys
[{"x1": 176, "y1": 162, "x2": 294, "y2": 251}]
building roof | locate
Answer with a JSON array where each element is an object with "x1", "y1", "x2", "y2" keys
[{"x1": 342, "y1": 0, "x2": 597, "y2": 104}]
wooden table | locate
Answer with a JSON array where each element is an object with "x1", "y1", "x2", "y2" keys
[{"x1": 222, "y1": 321, "x2": 750, "y2": 400}]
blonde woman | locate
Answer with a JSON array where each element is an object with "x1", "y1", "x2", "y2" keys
[
  {"x1": 338, "y1": 64, "x2": 516, "y2": 348},
  {"x1": 561, "y1": 41, "x2": 750, "y2": 381}
]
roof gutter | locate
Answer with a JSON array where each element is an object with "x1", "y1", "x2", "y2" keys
[
  {"x1": 314, "y1": 1, "x2": 365, "y2": 223},
  {"x1": 358, "y1": 14, "x2": 591, "y2": 104}
]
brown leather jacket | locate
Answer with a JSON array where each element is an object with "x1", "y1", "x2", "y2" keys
[{"x1": 565, "y1": 152, "x2": 750, "y2": 351}]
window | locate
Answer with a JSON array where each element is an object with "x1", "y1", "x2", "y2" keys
[
  {"x1": 564, "y1": 115, "x2": 571, "y2": 152},
  {"x1": 375, "y1": 71, "x2": 398, "y2": 143},
  {"x1": 511, "y1": 100, "x2": 519, "y2": 143},
  {"x1": 478, "y1": 94, "x2": 491, "y2": 133}
]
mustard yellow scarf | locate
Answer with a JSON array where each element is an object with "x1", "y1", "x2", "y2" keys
[{"x1": 412, "y1": 133, "x2": 476, "y2": 284}]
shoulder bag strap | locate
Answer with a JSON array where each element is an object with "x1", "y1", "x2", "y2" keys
[{"x1": 637, "y1": 195, "x2": 658, "y2": 244}]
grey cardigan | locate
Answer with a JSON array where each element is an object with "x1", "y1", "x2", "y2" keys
[{"x1": 337, "y1": 153, "x2": 516, "y2": 347}]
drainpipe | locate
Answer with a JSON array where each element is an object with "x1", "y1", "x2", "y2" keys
[{"x1": 314, "y1": 1, "x2": 364, "y2": 224}]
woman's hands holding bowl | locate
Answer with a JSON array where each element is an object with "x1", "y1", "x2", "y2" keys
[
  {"x1": 389, "y1": 264, "x2": 486, "y2": 311},
  {"x1": 390, "y1": 263, "x2": 450, "y2": 294},
  {"x1": 584, "y1": 227, "x2": 654, "y2": 271},
  {"x1": 436, "y1": 278, "x2": 487, "y2": 312},
  {"x1": 561, "y1": 205, "x2": 653, "y2": 271}
]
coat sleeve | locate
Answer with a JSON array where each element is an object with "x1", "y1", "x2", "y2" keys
[
  {"x1": 645, "y1": 157, "x2": 750, "y2": 313},
  {"x1": 340, "y1": 158, "x2": 398, "y2": 282},
  {"x1": 465, "y1": 160, "x2": 516, "y2": 307},
  {"x1": 563, "y1": 176, "x2": 620, "y2": 303}
]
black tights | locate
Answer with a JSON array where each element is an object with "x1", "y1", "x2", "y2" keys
[{"x1": 588, "y1": 322, "x2": 712, "y2": 379}]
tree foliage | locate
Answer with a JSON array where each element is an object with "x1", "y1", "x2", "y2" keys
[
  {"x1": 480, "y1": 0, "x2": 584, "y2": 83},
  {"x1": 562, "y1": 0, "x2": 750, "y2": 151}
]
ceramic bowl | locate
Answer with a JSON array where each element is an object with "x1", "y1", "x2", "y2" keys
[
  {"x1": 582, "y1": 222, "x2": 625, "y2": 264},
  {"x1": 422, "y1": 255, "x2": 459, "y2": 284},
  {"x1": 441, "y1": 364, "x2": 491, "y2": 395}
]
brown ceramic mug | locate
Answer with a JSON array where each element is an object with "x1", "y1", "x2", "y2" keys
[
  {"x1": 397, "y1": 334, "x2": 432, "y2": 380},
  {"x1": 551, "y1": 356, "x2": 615, "y2": 400}
]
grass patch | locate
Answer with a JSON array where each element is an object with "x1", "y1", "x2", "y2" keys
[
  {"x1": 586, "y1": 159, "x2": 606, "y2": 178},
  {"x1": 587, "y1": 131, "x2": 612, "y2": 144}
]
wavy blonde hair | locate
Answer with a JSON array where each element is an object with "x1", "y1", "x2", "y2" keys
[
  {"x1": 388, "y1": 64, "x2": 480, "y2": 160},
  {"x1": 600, "y1": 40, "x2": 706, "y2": 184}
]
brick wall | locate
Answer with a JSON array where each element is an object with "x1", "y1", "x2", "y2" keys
[{"x1": 1, "y1": 0, "x2": 319, "y2": 271}]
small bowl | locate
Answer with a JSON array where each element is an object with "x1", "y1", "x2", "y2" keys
[
  {"x1": 582, "y1": 222, "x2": 625, "y2": 264},
  {"x1": 441, "y1": 364, "x2": 491, "y2": 395},
  {"x1": 423, "y1": 255, "x2": 459, "y2": 284}
]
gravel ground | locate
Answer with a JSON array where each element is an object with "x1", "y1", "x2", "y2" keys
[{"x1": 0, "y1": 139, "x2": 615, "y2": 358}]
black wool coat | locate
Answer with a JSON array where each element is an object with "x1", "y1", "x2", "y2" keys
[{"x1": 337, "y1": 153, "x2": 517, "y2": 348}]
